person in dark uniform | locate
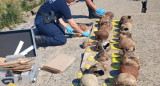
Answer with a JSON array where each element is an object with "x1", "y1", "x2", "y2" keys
[
  {"x1": 67, "y1": 0, "x2": 106, "y2": 18},
  {"x1": 85, "y1": 0, "x2": 106, "y2": 18},
  {"x1": 35, "y1": 0, "x2": 90, "y2": 46},
  {"x1": 141, "y1": 0, "x2": 147, "y2": 13}
]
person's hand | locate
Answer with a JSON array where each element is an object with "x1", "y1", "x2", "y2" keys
[
  {"x1": 96, "y1": 8, "x2": 106, "y2": 16},
  {"x1": 82, "y1": 32, "x2": 90, "y2": 37},
  {"x1": 66, "y1": 25, "x2": 73, "y2": 34}
]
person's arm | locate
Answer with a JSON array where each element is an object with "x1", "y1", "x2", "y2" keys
[
  {"x1": 59, "y1": 18, "x2": 83, "y2": 33},
  {"x1": 67, "y1": 18, "x2": 90, "y2": 37},
  {"x1": 85, "y1": 0, "x2": 106, "y2": 16},
  {"x1": 67, "y1": 18, "x2": 83, "y2": 34},
  {"x1": 59, "y1": 18, "x2": 74, "y2": 34},
  {"x1": 59, "y1": 18, "x2": 89, "y2": 37},
  {"x1": 57, "y1": 0, "x2": 89, "y2": 36},
  {"x1": 85, "y1": 0, "x2": 97, "y2": 11},
  {"x1": 59, "y1": 18, "x2": 68, "y2": 28}
]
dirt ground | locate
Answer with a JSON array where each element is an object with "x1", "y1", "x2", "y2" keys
[{"x1": 3, "y1": 0, "x2": 160, "y2": 86}]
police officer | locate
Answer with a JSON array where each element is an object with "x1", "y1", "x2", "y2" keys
[
  {"x1": 34, "y1": 0, "x2": 90, "y2": 46},
  {"x1": 141, "y1": 0, "x2": 147, "y2": 13},
  {"x1": 85, "y1": 0, "x2": 106, "y2": 18}
]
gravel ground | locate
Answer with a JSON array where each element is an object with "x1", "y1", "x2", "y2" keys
[
  {"x1": 132, "y1": 12, "x2": 160, "y2": 86},
  {"x1": 6, "y1": 0, "x2": 160, "y2": 86}
]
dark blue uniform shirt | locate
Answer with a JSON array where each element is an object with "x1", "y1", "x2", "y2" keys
[
  {"x1": 39, "y1": 0, "x2": 72, "y2": 20},
  {"x1": 34, "y1": 0, "x2": 71, "y2": 46}
]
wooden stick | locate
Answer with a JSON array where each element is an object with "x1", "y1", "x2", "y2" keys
[
  {"x1": 0, "y1": 58, "x2": 36, "y2": 67},
  {"x1": 42, "y1": 65, "x2": 61, "y2": 74}
]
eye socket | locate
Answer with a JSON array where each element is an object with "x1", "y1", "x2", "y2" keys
[
  {"x1": 125, "y1": 63, "x2": 130, "y2": 66},
  {"x1": 75, "y1": 0, "x2": 79, "y2": 2},
  {"x1": 103, "y1": 43, "x2": 110, "y2": 49},
  {"x1": 130, "y1": 57, "x2": 135, "y2": 59},
  {"x1": 124, "y1": 28, "x2": 129, "y2": 31},
  {"x1": 93, "y1": 70, "x2": 104, "y2": 76},
  {"x1": 104, "y1": 20, "x2": 110, "y2": 24}
]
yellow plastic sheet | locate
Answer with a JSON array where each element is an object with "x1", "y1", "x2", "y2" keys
[
  {"x1": 88, "y1": 39, "x2": 95, "y2": 42},
  {"x1": 72, "y1": 83, "x2": 79, "y2": 86},
  {"x1": 93, "y1": 28, "x2": 98, "y2": 31},
  {"x1": 111, "y1": 44, "x2": 120, "y2": 50},
  {"x1": 113, "y1": 26, "x2": 119, "y2": 29},
  {"x1": 112, "y1": 53, "x2": 120, "y2": 57},
  {"x1": 7, "y1": 85, "x2": 16, "y2": 86},
  {"x1": 112, "y1": 57, "x2": 121, "y2": 63},
  {"x1": 103, "y1": 83, "x2": 112, "y2": 86},
  {"x1": 85, "y1": 48, "x2": 96, "y2": 52},
  {"x1": 113, "y1": 31, "x2": 120, "y2": 34},
  {"x1": 112, "y1": 65, "x2": 120, "y2": 70},
  {"x1": 85, "y1": 64, "x2": 91, "y2": 69},
  {"x1": 112, "y1": 22, "x2": 118, "y2": 25},
  {"x1": 92, "y1": 33, "x2": 96, "y2": 36},
  {"x1": 112, "y1": 20, "x2": 120, "y2": 22},
  {"x1": 77, "y1": 72, "x2": 83, "y2": 79},
  {"x1": 87, "y1": 56, "x2": 98, "y2": 63},
  {"x1": 96, "y1": 19, "x2": 100, "y2": 22},
  {"x1": 95, "y1": 22, "x2": 98, "y2": 25},
  {"x1": 111, "y1": 34, "x2": 119, "y2": 39},
  {"x1": 108, "y1": 76, "x2": 116, "y2": 83},
  {"x1": 110, "y1": 39, "x2": 119, "y2": 43}
]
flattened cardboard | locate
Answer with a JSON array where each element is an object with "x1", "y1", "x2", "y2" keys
[
  {"x1": 43, "y1": 54, "x2": 75, "y2": 73},
  {"x1": 0, "y1": 58, "x2": 5, "y2": 63}
]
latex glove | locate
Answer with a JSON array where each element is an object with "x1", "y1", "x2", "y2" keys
[
  {"x1": 82, "y1": 32, "x2": 90, "y2": 37},
  {"x1": 72, "y1": 30, "x2": 77, "y2": 33},
  {"x1": 96, "y1": 8, "x2": 106, "y2": 16},
  {"x1": 66, "y1": 25, "x2": 73, "y2": 34}
]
